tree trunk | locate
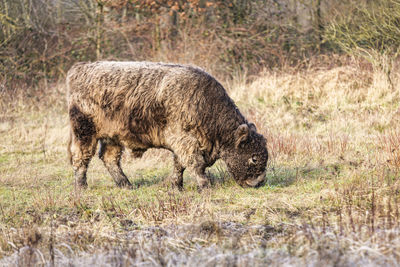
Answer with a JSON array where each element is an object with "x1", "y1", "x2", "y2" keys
[
  {"x1": 96, "y1": 1, "x2": 103, "y2": 60},
  {"x1": 315, "y1": 0, "x2": 323, "y2": 51},
  {"x1": 121, "y1": 5, "x2": 127, "y2": 23},
  {"x1": 3, "y1": 0, "x2": 10, "y2": 39},
  {"x1": 22, "y1": 0, "x2": 31, "y2": 27}
]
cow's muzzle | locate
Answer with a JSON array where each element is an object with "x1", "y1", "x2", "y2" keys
[{"x1": 245, "y1": 171, "x2": 266, "y2": 188}]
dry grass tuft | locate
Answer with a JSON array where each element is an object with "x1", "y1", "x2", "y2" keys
[{"x1": 378, "y1": 130, "x2": 400, "y2": 170}]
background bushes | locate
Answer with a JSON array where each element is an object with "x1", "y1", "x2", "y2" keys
[{"x1": 0, "y1": 0, "x2": 398, "y2": 90}]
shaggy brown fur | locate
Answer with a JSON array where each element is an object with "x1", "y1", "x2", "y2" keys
[{"x1": 67, "y1": 61, "x2": 268, "y2": 189}]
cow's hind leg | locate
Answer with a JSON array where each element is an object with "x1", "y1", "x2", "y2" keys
[
  {"x1": 69, "y1": 106, "x2": 97, "y2": 188},
  {"x1": 99, "y1": 140, "x2": 132, "y2": 188},
  {"x1": 69, "y1": 133, "x2": 97, "y2": 188},
  {"x1": 171, "y1": 153, "x2": 185, "y2": 190}
]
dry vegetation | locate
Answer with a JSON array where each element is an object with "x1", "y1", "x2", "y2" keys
[{"x1": 1, "y1": 56, "x2": 400, "y2": 266}]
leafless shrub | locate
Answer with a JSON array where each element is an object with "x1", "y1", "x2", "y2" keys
[
  {"x1": 378, "y1": 130, "x2": 400, "y2": 170},
  {"x1": 265, "y1": 131, "x2": 298, "y2": 159}
]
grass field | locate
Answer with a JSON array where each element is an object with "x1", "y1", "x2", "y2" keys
[{"x1": 1, "y1": 60, "x2": 400, "y2": 266}]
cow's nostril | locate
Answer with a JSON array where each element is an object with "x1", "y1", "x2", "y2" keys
[{"x1": 255, "y1": 179, "x2": 266, "y2": 188}]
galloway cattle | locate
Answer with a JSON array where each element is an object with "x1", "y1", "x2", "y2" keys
[{"x1": 67, "y1": 61, "x2": 268, "y2": 190}]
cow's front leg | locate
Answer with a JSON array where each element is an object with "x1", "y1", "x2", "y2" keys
[
  {"x1": 167, "y1": 133, "x2": 210, "y2": 191},
  {"x1": 99, "y1": 140, "x2": 132, "y2": 188},
  {"x1": 190, "y1": 164, "x2": 210, "y2": 191},
  {"x1": 170, "y1": 153, "x2": 185, "y2": 190}
]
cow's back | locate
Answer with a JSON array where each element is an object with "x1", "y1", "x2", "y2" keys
[{"x1": 67, "y1": 61, "x2": 243, "y2": 150}]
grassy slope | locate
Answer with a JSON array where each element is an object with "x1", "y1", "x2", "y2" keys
[{"x1": 1, "y1": 62, "x2": 400, "y2": 266}]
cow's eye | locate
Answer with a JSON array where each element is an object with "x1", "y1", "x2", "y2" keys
[{"x1": 249, "y1": 155, "x2": 258, "y2": 165}]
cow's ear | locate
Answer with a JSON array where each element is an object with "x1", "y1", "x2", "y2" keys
[
  {"x1": 235, "y1": 124, "x2": 249, "y2": 148},
  {"x1": 249, "y1": 123, "x2": 257, "y2": 132}
]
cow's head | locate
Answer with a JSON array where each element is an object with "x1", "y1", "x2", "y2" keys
[{"x1": 223, "y1": 123, "x2": 268, "y2": 187}]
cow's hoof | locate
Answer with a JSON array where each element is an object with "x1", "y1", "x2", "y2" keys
[
  {"x1": 76, "y1": 180, "x2": 88, "y2": 189},
  {"x1": 168, "y1": 175, "x2": 183, "y2": 191},
  {"x1": 175, "y1": 184, "x2": 184, "y2": 191},
  {"x1": 125, "y1": 184, "x2": 134, "y2": 190},
  {"x1": 197, "y1": 182, "x2": 210, "y2": 193},
  {"x1": 117, "y1": 180, "x2": 133, "y2": 189},
  {"x1": 170, "y1": 182, "x2": 183, "y2": 191},
  {"x1": 171, "y1": 180, "x2": 183, "y2": 191}
]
